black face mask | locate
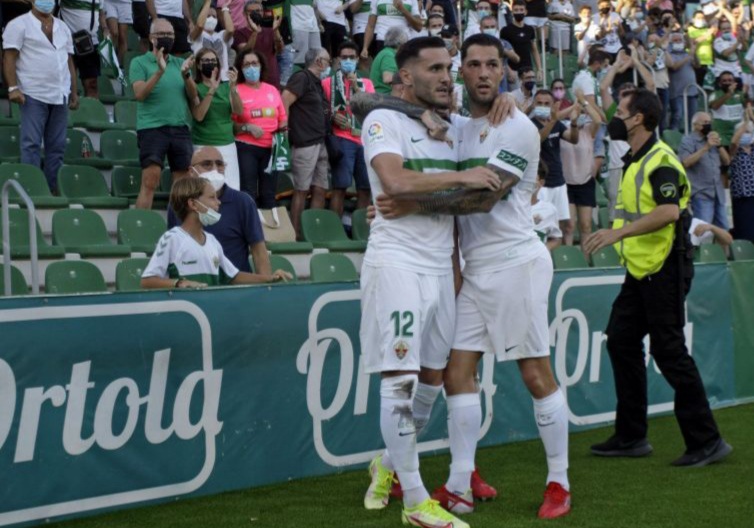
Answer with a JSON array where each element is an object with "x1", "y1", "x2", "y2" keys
[
  {"x1": 599, "y1": 7, "x2": 610, "y2": 14},
  {"x1": 523, "y1": 80, "x2": 536, "y2": 91},
  {"x1": 155, "y1": 37, "x2": 174, "y2": 54},
  {"x1": 513, "y1": 13, "x2": 525, "y2": 22},
  {"x1": 250, "y1": 12, "x2": 263, "y2": 24},
  {"x1": 608, "y1": 115, "x2": 630, "y2": 141},
  {"x1": 700, "y1": 123, "x2": 712, "y2": 136},
  {"x1": 200, "y1": 63, "x2": 218, "y2": 77}
]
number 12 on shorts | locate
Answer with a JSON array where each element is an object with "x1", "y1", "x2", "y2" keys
[{"x1": 390, "y1": 310, "x2": 414, "y2": 337}]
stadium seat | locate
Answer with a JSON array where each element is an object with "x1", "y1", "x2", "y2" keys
[
  {"x1": 0, "y1": 208, "x2": 65, "y2": 258},
  {"x1": 45, "y1": 260, "x2": 107, "y2": 294},
  {"x1": 695, "y1": 243, "x2": 727, "y2": 263},
  {"x1": 0, "y1": 103, "x2": 20, "y2": 126},
  {"x1": 595, "y1": 182, "x2": 608, "y2": 208},
  {"x1": 114, "y1": 100, "x2": 137, "y2": 129},
  {"x1": 111, "y1": 166, "x2": 142, "y2": 199},
  {"x1": 0, "y1": 163, "x2": 69, "y2": 207},
  {"x1": 0, "y1": 125, "x2": 20, "y2": 162},
  {"x1": 52, "y1": 209, "x2": 132, "y2": 257},
  {"x1": 661, "y1": 129, "x2": 683, "y2": 151},
  {"x1": 58, "y1": 165, "x2": 130, "y2": 208},
  {"x1": 268, "y1": 254, "x2": 297, "y2": 281},
  {"x1": 122, "y1": 50, "x2": 142, "y2": 76},
  {"x1": 309, "y1": 253, "x2": 359, "y2": 282},
  {"x1": 0, "y1": 264, "x2": 29, "y2": 296},
  {"x1": 68, "y1": 97, "x2": 129, "y2": 131},
  {"x1": 301, "y1": 209, "x2": 367, "y2": 252},
  {"x1": 730, "y1": 239, "x2": 754, "y2": 261},
  {"x1": 552, "y1": 245, "x2": 590, "y2": 270},
  {"x1": 126, "y1": 27, "x2": 141, "y2": 51},
  {"x1": 98, "y1": 76, "x2": 132, "y2": 104},
  {"x1": 115, "y1": 257, "x2": 150, "y2": 291},
  {"x1": 351, "y1": 208, "x2": 370, "y2": 241},
  {"x1": 117, "y1": 209, "x2": 166, "y2": 254},
  {"x1": 64, "y1": 129, "x2": 113, "y2": 169},
  {"x1": 99, "y1": 130, "x2": 141, "y2": 167},
  {"x1": 590, "y1": 245, "x2": 621, "y2": 267},
  {"x1": 598, "y1": 207, "x2": 610, "y2": 229}
]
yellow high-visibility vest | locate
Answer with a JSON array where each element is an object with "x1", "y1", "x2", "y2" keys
[{"x1": 613, "y1": 139, "x2": 691, "y2": 279}]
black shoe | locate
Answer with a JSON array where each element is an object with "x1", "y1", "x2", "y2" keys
[
  {"x1": 671, "y1": 438, "x2": 732, "y2": 467},
  {"x1": 591, "y1": 435, "x2": 653, "y2": 457}
]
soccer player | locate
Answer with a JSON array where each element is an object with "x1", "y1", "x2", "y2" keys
[
  {"x1": 368, "y1": 33, "x2": 572, "y2": 519},
  {"x1": 358, "y1": 36, "x2": 502, "y2": 528}
]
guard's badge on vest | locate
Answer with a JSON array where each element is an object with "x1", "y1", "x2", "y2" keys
[{"x1": 660, "y1": 182, "x2": 677, "y2": 198}]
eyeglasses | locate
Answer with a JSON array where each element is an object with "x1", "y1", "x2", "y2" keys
[{"x1": 194, "y1": 159, "x2": 226, "y2": 170}]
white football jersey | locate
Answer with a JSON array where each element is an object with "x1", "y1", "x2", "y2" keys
[
  {"x1": 456, "y1": 110, "x2": 542, "y2": 274},
  {"x1": 361, "y1": 109, "x2": 460, "y2": 275}
]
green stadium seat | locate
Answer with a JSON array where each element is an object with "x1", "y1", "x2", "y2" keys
[
  {"x1": 100, "y1": 130, "x2": 140, "y2": 167},
  {"x1": 0, "y1": 125, "x2": 20, "y2": 162},
  {"x1": 52, "y1": 209, "x2": 132, "y2": 257},
  {"x1": 662, "y1": 129, "x2": 683, "y2": 151},
  {"x1": 730, "y1": 239, "x2": 754, "y2": 261},
  {"x1": 122, "y1": 50, "x2": 142, "y2": 77},
  {"x1": 117, "y1": 209, "x2": 166, "y2": 254},
  {"x1": 0, "y1": 208, "x2": 65, "y2": 258},
  {"x1": 97, "y1": 76, "x2": 132, "y2": 104},
  {"x1": 0, "y1": 163, "x2": 69, "y2": 207},
  {"x1": 64, "y1": 129, "x2": 113, "y2": 169},
  {"x1": 695, "y1": 243, "x2": 727, "y2": 263},
  {"x1": 114, "y1": 100, "x2": 137, "y2": 129},
  {"x1": 301, "y1": 209, "x2": 367, "y2": 252},
  {"x1": 351, "y1": 208, "x2": 370, "y2": 241},
  {"x1": 309, "y1": 253, "x2": 359, "y2": 282},
  {"x1": 68, "y1": 97, "x2": 129, "y2": 131},
  {"x1": 595, "y1": 182, "x2": 608, "y2": 208},
  {"x1": 127, "y1": 27, "x2": 141, "y2": 51},
  {"x1": 552, "y1": 245, "x2": 590, "y2": 269},
  {"x1": 0, "y1": 264, "x2": 29, "y2": 296},
  {"x1": 0, "y1": 103, "x2": 20, "y2": 126},
  {"x1": 266, "y1": 241, "x2": 314, "y2": 254},
  {"x1": 58, "y1": 165, "x2": 130, "y2": 208},
  {"x1": 598, "y1": 207, "x2": 610, "y2": 229},
  {"x1": 116, "y1": 257, "x2": 150, "y2": 291},
  {"x1": 268, "y1": 254, "x2": 297, "y2": 281},
  {"x1": 45, "y1": 260, "x2": 107, "y2": 294},
  {"x1": 111, "y1": 166, "x2": 142, "y2": 199},
  {"x1": 590, "y1": 245, "x2": 621, "y2": 267}
]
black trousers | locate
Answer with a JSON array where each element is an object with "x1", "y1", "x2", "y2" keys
[
  {"x1": 605, "y1": 247, "x2": 720, "y2": 451},
  {"x1": 237, "y1": 141, "x2": 276, "y2": 209}
]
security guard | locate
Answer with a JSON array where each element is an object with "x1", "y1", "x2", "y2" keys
[{"x1": 584, "y1": 89, "x2": 732, "y2": 467}]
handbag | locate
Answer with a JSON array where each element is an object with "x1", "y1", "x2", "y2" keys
[
  {"x1": 62, "y1": 0, "x2": 97, "y2": 56},
  {"x1": 257, "y1": 207, "x2": 296, "y2": 243}
]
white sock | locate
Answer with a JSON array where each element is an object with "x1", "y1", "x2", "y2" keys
[
  {"x1": 533, "y1": 389, "x2": 569, "y2": 490},
  {"x1": 445, "y1": 393, "x2": 481, "y2": 493},
  {"x1": 380, "y1": 378, "x2": 428, "y2": 508},
  {"x1": 413, "y1": 383, "x2": 443, "y2": 437}
]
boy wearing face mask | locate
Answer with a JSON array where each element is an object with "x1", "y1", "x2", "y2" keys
[
  {"x1": 189, "y1": 0, "x2": 235, "y2": 81},
  {"x1": 322, "y1": 41, "x2": 376, "y2": 217}
]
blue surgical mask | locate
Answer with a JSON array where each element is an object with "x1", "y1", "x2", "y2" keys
[
  {"x1": 478, "y1": 9, "x2": 489, "y2": 18},
  {"x1": 341, "y1": 58, "x2": 357, "y2": 74},
  {"x1": 671, "y1": 42, "x2": 685, "y2": 52},
  {"x1": 320, "y1": 66, "x2": 332, "y2": 80},
  {"x1": 243, "y1": 66, "x2": 261, "y2": 82},
  {"x1": 483, "y1": 28, "x2": 498, "y2": 36},
  {"x1": 196, "y1": 201, "x2": 222, "y2": 226},
  {"x1": 35, "y1": 0, "x2": 55, "y2": 14},
  {"x1": 740, "y1": 133, "x2": 753, "y2": 146},
  {"x1": 531, "y1": 106, "x2": 551, "y2": 120},
  {"x1": 576, "y1": 114, "x2": 588, "y2": 127}
]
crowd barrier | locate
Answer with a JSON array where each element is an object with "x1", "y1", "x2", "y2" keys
[{"x1": 0, "y1": 262, "x2": 751, "y2": 527}]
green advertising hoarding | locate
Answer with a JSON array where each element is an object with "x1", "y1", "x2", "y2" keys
[{"x1": 0, "y1": 264, "x2": 745, "y2": 527}]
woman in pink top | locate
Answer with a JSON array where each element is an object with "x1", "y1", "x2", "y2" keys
[{"x1": 233, "y1": 49, "x2": 287, "y2": 209}]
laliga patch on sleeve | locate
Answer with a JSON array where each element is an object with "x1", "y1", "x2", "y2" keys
[
  {"x1": 660, "y1": 182, "x2": 677, "y2": 198},
  {"x1": 367, "y1": 122, "x2": 385, "y2": 144}
]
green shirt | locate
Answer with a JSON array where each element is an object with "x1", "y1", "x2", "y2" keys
[
  {"x1": 687, "y1": 26, "x2": 714, "y2": 66},
  {"x1": 370, "y1": 47, "x2": 397, "y2": 95},
  {"x1": 130, "y1": 53, "x2": 190, "y2": 130},
  {"x1": 193, "y1": 82, "x2": 235, "y2": 146}
]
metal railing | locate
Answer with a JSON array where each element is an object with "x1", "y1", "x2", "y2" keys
[{"x1": 2, "y1": 180, "x2": 40, "y2": 295}]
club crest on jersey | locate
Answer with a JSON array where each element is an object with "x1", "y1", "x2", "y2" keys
[
  {"x1": 479, "y1": 126, "x2": 489, "y2": 144},
  {"x1": 213, "y1": 256, "x2": 220, "y2": 269},
  {"x1": 393, "y1": 340, "x2": 409, "y2": 360}
]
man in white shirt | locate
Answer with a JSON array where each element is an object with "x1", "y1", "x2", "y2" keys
[
  {"x1": 3, "y1": 0, "x2": 79, "y2": 193},
  {"x1": 360, "y1": 0, "x2": 422, "y2": 60},
  {"x1": 315, "y1": 0, "x2": 348, "y2": 57},
  {"x1": 289, "y1": 0, "x2": 322, "y2": 66}
]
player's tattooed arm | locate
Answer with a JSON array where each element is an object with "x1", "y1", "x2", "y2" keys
[{"x1": 350, "y1": 92, "x2": 451, "y2": 140}]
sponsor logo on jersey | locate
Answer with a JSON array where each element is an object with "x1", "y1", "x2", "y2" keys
[
  {"x1": 496, "y1": 149, "x2": 528, "y2": 172},
  {"x1": 367, "y1": 122, "x2": 385, "y2": 144}
]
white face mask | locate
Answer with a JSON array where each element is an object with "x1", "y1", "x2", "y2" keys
[
  {"x1": 205, "y1": 16, "x2": 218, "y2": 31},
  {"x1": 195, "y1": 200, "x2": 222, "y2": 226},
  {"x1": 200, "y1": 169, "x2": 225, "y2": 192},
  {"x1": 429, "y1": 27, "x2": 441, "y2": 36}
]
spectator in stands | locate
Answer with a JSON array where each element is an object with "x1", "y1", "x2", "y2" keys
[
  {"x1": 322, "y1": 41, "x2": 375, "y2": 218},
  {"x1": 464, "y1": 0, "x2": 492, "y2": 39},
  {"x1": 316, "y1": 0, "x2": 348, "y2": 57},
  {"x1": 712, "y1": 17, "x2": 744, "y2": 79},
  {"x1": 104, "y1": 0, "x2": 131, "y2": 64},
  {"x1": 282, "y1": 48, "x2": 330, "y2": 238},
  {"x1": 131, "y1": 0, "x2": 150, "y2": 51},
  {"x1": 190, "y1": 0, "x2": 234, "y2": 81},
  {"x1": 687, "y1": 10, "x2": 715, "y2": 87},
  {"x1": 58, "y1": 0, "x2": 102, "y2": 98},
  {"x1": 360, "y1": 0, "x2": 421, "y2": 60},
  {"x1": 666, "y1": 31, "x2": 698, "y2": 132},
  {"x1": 191, "y1": 47, "x2": 242, "y2": 191},
  {"x1": 624, "y1": 5, "x2": 648, "y2": 44},
  {"x1": 709, "y1": 70, "x2": 745, "y2": 146},
  {"x1": 3, "y1": 0, "x2": 79, "y2": 194},
  {"x1": 729, "y1": 110, "x2": 754, "y2": 242},
  {"x1": 511, "y1": 67, "x2": 537, "y2": 112},
  {"x1": 500, "y1": 0, "x2": 542, "y2": 80},
  {"x1": 234, "y1": 0, "x2": 284, "y2": 89},
  {"x1": 145, "y1": 0, "x2": 192, "y2": 54},
  {"x1": 144, "y1": 176, "x2": 290, "y2": 289},
  {"x1": 130, "y1": 19, "x2": 197, "y2": 209},
  {"x1": 548, "y1": 0, "x2": 577, "y2": 53},
  {"x1": 574, "y1": 6, "x2": 598, "y2": 67},
  {"x1": 531, "y1": 89, "x2": 578, "y2": 236},
  {"x1": 688, "y1": 216, "x2": 733, "y2": 251},
  {"x1": 290, "y1": 0, "x2": 322, "y2": 69},
  {"x1": 551, "y1": 78, "x2": 574, "y2": 117},
  {"x1": 168, "y1": 146, "x2": 274, "y2": 275},
  {"x1": 427, "y1": 2, "x2": 445, "y2": 20},
  {"x1": 348, "y1": 0, "x2": 375, "y2": 59},
  {"x1": 440, "y1": 24, "x2": 462, "y2": 83},
  {"x1": 523, "y1": 0, "x2": 548, "y2": 42},
  {"x1": 233, "y1": 49, "x2": 287, "y2": 209},
  {"x1": 644, "y1": 34, "x2": 670, "y2": 132},
  {"x1": 679, "y1": 112, "x2": 731, "y2": 230},
  {"x1": 369, "y1": 26, "x2": 407, "y2": 94},
  {"x1": 594, "y1": 0, "x2": 623, "y2": 58},
  {"x1": 426, "y1": 13, "x2": 445, "y2": 37},
  {"x1": 531, "y1": 163, "x2": 562, "y2": 251}
]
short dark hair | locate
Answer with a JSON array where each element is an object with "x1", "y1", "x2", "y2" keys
[
  {"x1": 587, "y1": 50, "x2": 610, "y2": 66},
  {"x1": 395, "y1": 36, "x2": 446, "y2": 69},
  {"x1": 235, "y1": 49, "x2": 267, "y2": 83},
  {"x1": 519, "y1": 66, "x2": 535, "y2": 77},
  {"x1": 512, "y1": 0, "x2": 526, "y2": 8},
  {"x1": 535, "y1": 89, "x2": 553, "y2": 100},
  {"x1": 337, "y1": 40, "x2": 359, "y2": 56},
  {"x1": 461, "y1": 33, "x2": 504, "y2": 62},
  {"x1": 625, "y1": 88, "x2": 662, "y2": 131}
]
